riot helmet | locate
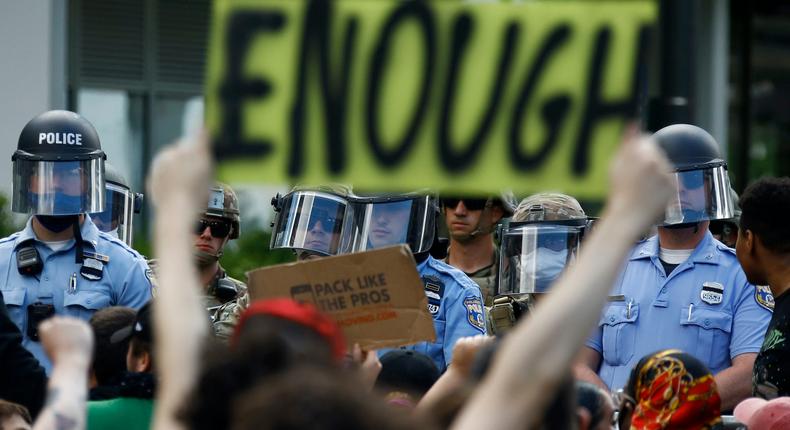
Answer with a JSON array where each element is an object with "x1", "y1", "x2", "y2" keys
[
  {"x1": 92, "y1": 163, "x2": 144, "y2": 246},
  {"x1": 270, "y1": 185, "x2": 350, "y2": 257},
  {"x1": 497, "y1": 193, "x2": 591, "y2": 295},
  {"x1": 12, "y1": 110, "x2": 106, "y2": 216},
  {"x1": 342, "y1": 191, "x2": 438, "y2": 255},
  {"x1": 652, "y1": 124, "x2": 734, "y2": 227},
  {"x1": 709, "y1": 187, "x2": 741, "y2": 247}
]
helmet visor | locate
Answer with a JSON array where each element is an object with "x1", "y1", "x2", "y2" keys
[
  {"x1": 663, "y1": 165, "x2": 734, "y2": 225},
  {"x1": 343, "y1": 196, "x2": 436, "y2": 254},
  {"x1": 270, "y1": 191, "x2": 347, "y2": 256},
  {"x1": 12, "y1": 159, "x2": 104, "y2": 215},
  {"x1": 497, "y1": 222, "x2": 583, "y2": 295},
  {"x1": 92, "y1": 183, "x2": 134, "y2": 245}
]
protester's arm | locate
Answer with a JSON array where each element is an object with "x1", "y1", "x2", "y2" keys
[
  {"x1": 32, "y1": 317, "x2": 93, "y2": 430},
  {"x1": 714, "y1": 353, "x2": 757, "y2": 411},
  {"x1": 452, "y1": 128, "x2": 674, "y2": 430},
  {"x1": 148, "y1": 134, "x2": 212, "y2": 430},
  {"x1": 0, "y1": 294, "x2": 47, "y2": 419}
]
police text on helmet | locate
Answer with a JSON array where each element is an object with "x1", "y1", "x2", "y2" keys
[{"x1": 39, "y1": 133, "x2": 83, "y2": 146}]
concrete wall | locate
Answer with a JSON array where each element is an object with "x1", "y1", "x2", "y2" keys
[{"x1": 0, "y1": 0, "x2": 67, "y2": 197}]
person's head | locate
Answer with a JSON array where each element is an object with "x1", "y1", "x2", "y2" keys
[
  {"x1": 736, "y1": 177, "x2": 790, "y2": 286},
  {"x1": 194, "y1": 183, "x2": 240, "y2": 268},
  {"x1": 734, "y1": 397, "x2": 790, "y2": 429},
  {"x1": 182, "y1": 299, "x2": 347, "y2": 430},
  {"x1": 368, "y1": 200, "x2": 412, "y2": 248},
  {"x1": 576, "y1": 382, "x2": 615, "y2": 430},
  {"x1": 375, "y1": 350, "x2": 440, "y2": 407},
  {"x1": 89, "y1": 306, "x2": 136, "y2": 386},
  {"x1": 442, "y1": 192, "x2": 515, "y2": 243},
  {"x1": 92, "y1": 162, "x2": 142, "y2": 246},
  {"x1": 12, "y1": 110, "x2": 106, "y2": 233},
  {"x1": 0, "y1": 400, "x2": 32, "y2": 430},
  {"x1": 620, "y1": 349, "x2": 721, "y2": 430},
  {"x1": 230, "y1": 366, "x2": 428, "y2": 430},
  {"x1": 651, "y1": 124, "x2": 734, "y2": 232},
  {"x1": 498, "y1": 193, "x2": 588, "y2": 297},
  {"x1": 270, "y1": 186, "x2": 350, "y2": 260},
  {"x1": 109, "y1": 301, "x2": 154, "y2": 374}
]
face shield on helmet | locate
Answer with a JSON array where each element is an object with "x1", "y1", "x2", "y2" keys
[
  {"x1": 662, "y1": 164, "x2": 734, "y2": 226},
  {"x1": 92, "y1": 183, "x2": 134, "y2": 245},
  {"x1": 497, "y1": 220, "x2": 586, "y2": 295},
  {"x1": 270, "y1": 191, "x2": 347, "y2": 256},
  {"x1": 12, "y1": 159, "x2": 104, "y2": 215},
  {"x1": 342, "y1": 194, "x2": 437, "y2": 255}
]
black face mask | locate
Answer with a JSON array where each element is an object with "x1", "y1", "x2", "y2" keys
[{"x1": 36, "y1": 215, "x2": 78, "y2": 233}]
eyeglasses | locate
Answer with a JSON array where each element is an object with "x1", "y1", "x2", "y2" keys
[
  {"x1": 442, "y1": 197, "x2": 490, "y2": 211},
  {"x1": 195, "y1": 218, "x2": 231, "y2": 238}
]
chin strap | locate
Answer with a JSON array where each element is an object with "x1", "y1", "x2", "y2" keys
[{"x1": 73, "y1": 217, "x2": 84, "y2": 264}]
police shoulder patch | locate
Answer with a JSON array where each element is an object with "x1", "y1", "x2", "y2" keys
[
  {"x1": 464, "y1": 296, "x2": 486, "y2": 333},
  {"x1": 755, "y1": 285, "x2": 775, "y2": 311}
]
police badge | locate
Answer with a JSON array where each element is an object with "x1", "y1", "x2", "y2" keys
[
  {"x1": 464, "y1": 297, "x2": 486, "y2": 333},
  {"x1": 700, "y1": 282, "x2": 724, "y2": 305},
  {"x1": 755, "y1": 285, "x2": 775, "y2": 311}
]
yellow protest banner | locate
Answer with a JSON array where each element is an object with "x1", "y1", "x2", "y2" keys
[{"x1": 206, "y1": 0, "x2": 655, "y2": 198}]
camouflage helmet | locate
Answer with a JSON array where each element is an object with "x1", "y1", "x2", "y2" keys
[
  {"x1": 513, "y1": 192, "x2": 586, "y2": 222},
  {"x1": 494, "y1": 190, "x2": 518, "y2": 217},
  {"x1": 205, "y1": 182, "x2": 241, "y2": 239}
]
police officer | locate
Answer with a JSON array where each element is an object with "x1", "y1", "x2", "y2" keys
[
  {"x1": 489, "y1": 193, "x2": 590, "y2": 334},
  {"x1": 578, "y1": 124, "x2": 772, "y2": 411},
  {"x1": 343, "y1": 191, "x2": 486, "y2": 372},
  {"x1": 0, "y1": 110, "x2": 152, "y2": 371},
  {"x1": 442, "y1": 192, "x2": 516, "y2": 305},
  {"x1": 92, "y1": 163, "x2": 143, "y2": 247},
  {"x1": 270, "y1": 185, "x2": 351, "y2": 261},
  {"x1": 193, "y1": 183, "x2": 248, "y2": 340}
]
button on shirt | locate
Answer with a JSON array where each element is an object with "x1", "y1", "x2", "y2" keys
[
  {"x1": 400, "y1": 255, "x2": 487, "y2": 372},
  {"x1": 586, "y1": 232, "x2": 771, "y2": 390},
  {"x1": 0, "y1": 216, "x2": 153, "y2": 372}
]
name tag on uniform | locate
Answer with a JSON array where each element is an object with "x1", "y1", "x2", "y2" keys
[{"x1": 700, "y1": 282, "x2": 724, "y2": 305}]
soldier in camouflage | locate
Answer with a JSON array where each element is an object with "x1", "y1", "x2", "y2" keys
[
  {"x1": 194, "y1": 183, "x2": 248, "y2": 340},
  {"x1": 441, "y1": 192, "x2": 516, "y2": 306},
  {"x1": 151, "y1": 183, "x2": 248, "y2": 340}
]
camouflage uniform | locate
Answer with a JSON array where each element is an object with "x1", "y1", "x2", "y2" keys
[
  {"x1": 203, "y1": 266, "x2": 249, "y2": 340},
  {"x1": 444, "y1": 248, "x2": 498, "y2": 306}
]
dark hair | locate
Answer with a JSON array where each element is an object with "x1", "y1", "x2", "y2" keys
[
  {"x1": 739, "y1": 177, "x2": 790, "y2": 254},
  {"x1": 89, "y1": 306, "x2": 136, "y2": 385},
  {"x1": 0, "y1": 399, "x2": 32, "y2": 425},
  {"x1": 576, "y1": 381, "x2": 608, "y2": 430},
  {"x1": 181, "y1": 315, "x2": 337, "y2": 430},
  {"x1": 230, "y1": 366, "x2": 428, "y2": 430}
]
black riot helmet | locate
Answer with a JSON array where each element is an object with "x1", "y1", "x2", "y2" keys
[
  {"x1": 651, "y1": 124, "x2": 734, "y2": 227},
  {"x1": 12, "y1": 110, "x2": 106, "y2": 216},
  {"x1": 92, "y1": 163, "x2": 144, "y2": 246}
]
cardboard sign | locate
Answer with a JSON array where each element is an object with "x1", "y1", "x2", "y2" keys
[
  {"x1": 246, "y1": 245, "x2": 436, "y2": 349},
  {"x1": 206, "y1": 0, "x2": 655, "y2": 198}
]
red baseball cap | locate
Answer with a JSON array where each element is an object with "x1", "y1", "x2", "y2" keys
[{"x1": 232, "y1": 298, "x2": 346, "y2": 361}]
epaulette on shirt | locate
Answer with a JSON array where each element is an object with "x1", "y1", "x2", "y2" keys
[{"x1": 425, "y1": 257, "x2": 481, "y2": 291}]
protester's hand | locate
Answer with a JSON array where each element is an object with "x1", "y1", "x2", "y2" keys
[
  {"x1": 147, "y1": 130, "x2": 212, "y2": 214},
  {"x1": 350, "y1": 343, "x2": 382, "y2": 391},
  {"x1": 39, "y1": 317, "x2": 93, "y2": 368},
  {"x1": 450, "y1": 335, "x2": 493, "y2": 377},
  {"x1": 608, "y1": 124, "x2": 674, "y2": 225}
]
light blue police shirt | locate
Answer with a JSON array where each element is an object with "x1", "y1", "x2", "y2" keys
[
  {"x1": 400, "y1": 255, "x2": 487, "y2": 373},
  {"x1": 586, "y1": 232, "x2": 772, "y2": 390},
  {"x1": 0, "y1": 215, "x2": 153, "y2": 372}
]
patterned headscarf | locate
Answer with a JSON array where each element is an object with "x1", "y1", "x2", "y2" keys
[{"x1": 627, "y1": 349, "x2": 722, "y2": 430}]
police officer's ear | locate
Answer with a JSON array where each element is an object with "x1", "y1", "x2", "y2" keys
[{"x1": 490, "y1": 204, "x2": 505, "y2": 224}]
